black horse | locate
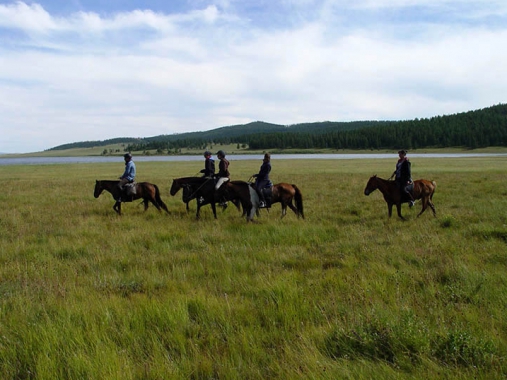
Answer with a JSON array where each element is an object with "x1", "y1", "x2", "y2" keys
[{"x1": 170, "y1": 177, "x2": 240, "y2": 219}]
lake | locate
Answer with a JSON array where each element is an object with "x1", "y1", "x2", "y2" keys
[{"x1": 1, "y1": 153, "x2": 506, "y2": 166}]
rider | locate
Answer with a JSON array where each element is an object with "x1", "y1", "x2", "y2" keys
[
  {"x1": 253, "y1": 152, "x2": 271, "y2": 208},
  {"x1": 200, "y1": 151, "x2": 215, "y2": 178},
  {"x1": 392, "y1": 149, "x2": 415, "y2": 207},
  {"x1": 118, "y1": 153, "x2": 136, "y2": 201},
  {"x1": 215, "y1": 150, "x2": 230, "y2": 207}
]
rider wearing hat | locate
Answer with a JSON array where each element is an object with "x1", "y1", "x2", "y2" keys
[
  {"x1": 200, "y1": 151, "x2": 215, "y2": 178},
  {"x1": 118, "y1": 153, "x2": 136, "y2": 201},
  {"x1": 393, "y1": 149, "x2": 415, "y2": 207}
]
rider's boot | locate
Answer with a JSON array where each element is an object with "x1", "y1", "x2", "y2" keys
[
  {"x1": 257, "y1": 189, "x2": 266, "y2": 208},
  {"x1": 408, "y1": 192, "x2": 415, "y2": 208}
]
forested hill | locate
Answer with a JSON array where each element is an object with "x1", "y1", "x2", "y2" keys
[{"x1": 48, "y1": 103, "x2": 507, "y2": 152}]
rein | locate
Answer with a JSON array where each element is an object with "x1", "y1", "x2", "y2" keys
[{"x1": 184, "y1": 178, "x2": 213, "y2": 199}]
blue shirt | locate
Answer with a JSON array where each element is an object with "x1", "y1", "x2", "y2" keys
[{"x1": 121, "y1": 160, "x2": 136, "y2": 182}]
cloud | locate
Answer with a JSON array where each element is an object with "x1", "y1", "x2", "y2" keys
[{"x1": 0, "y1": 0, "x2": 506, "y2": 153}]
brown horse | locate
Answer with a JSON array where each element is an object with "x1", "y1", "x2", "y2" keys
[
  {"x1": 94, "y1": 180, "x2": 170, "y2": 215},
  {"x1": 221, "y1": 180, "x2": 257, "y2": 222},
  {"x1": 364, "y1": 175, "x2": 436, "y2": 220},
  {"x1": 268, "y1": 183, "x2": 304, "y2": 219}
]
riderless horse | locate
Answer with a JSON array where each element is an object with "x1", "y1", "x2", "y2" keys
[
  {"x1": 364, "y1": 175, "x2": 436, "y2": 220},
  {"x1": 94, "y1": 180, "x2": 170, "y2": 216}
]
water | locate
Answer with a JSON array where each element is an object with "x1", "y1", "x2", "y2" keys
[{"x1": 0, "y1": 153, "x2": 506, "y2": 166}]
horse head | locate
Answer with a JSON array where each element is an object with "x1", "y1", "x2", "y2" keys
[
  {"x1": 94, "y1": 180, "x2": 103, "y2": 198},
  {"x1": 170, "y1": 179, "x2": 181, "y2": 196},
  {"x1": 364, "y1": 175, "x2": 378, "y2": 196}
]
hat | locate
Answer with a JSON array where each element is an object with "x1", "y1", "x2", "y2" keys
[
  {"x1": 398, "y1": 150, "x2": 407, "y2": 155},
  {"x1": 124, "y1": 153, "x2": 133, "y2": 159},
  {"x1": 204, "y1": 151, "x2": 211, "y2": 157}
]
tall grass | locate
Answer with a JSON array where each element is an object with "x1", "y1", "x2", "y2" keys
[{"x1": 0, "y1": 157, "x2": 506, "y2": 379}]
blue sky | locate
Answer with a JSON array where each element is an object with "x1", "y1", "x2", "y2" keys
[{"x1": 1, "y1": 0, "x2": 506, "y2": 153}]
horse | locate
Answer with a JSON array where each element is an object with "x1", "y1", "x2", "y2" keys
[
  {"x1": 221, "y1": 180, "x2": 258, "y2": 222},
  {"x1": 262, "y1": 182, "x2": 304, "y2": 219},
  {"x1": 170, "y1": 177, "x2": 240, "y2": 219},
  {"x1": 94, "y1": 180, "x2": 170, "y2": 216},
  {"x1": 364, "y1": 175, "x2": 437, "y2": 220}
]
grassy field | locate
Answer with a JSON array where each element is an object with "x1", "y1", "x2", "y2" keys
[{"x1": 0, "y1": 157, "x2": 506, "y2": 379}]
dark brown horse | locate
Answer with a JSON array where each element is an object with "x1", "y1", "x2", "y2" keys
[
  {"x1": 268, "y1": 183, "x2": 304, "y2": 219},
  {"x1": 364, "y1": 175, "x2": 436, "y2": 220},
  {"x1": 170, "y1": 177, "x2": 240, "y2": 219},
  {"x1": 94, "y1": 180, "x2": 170, "y2": 215},
  {"x1": 222, "y1": 180, "x2": 257, "y2": 222}
]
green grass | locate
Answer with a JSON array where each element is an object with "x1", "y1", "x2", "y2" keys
[{"x1": 1, "y1": 158, "x2": 506, "y2": 379}]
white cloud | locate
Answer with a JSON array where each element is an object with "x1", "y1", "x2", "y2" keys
[{"x1": 0, "y1": 1, "x2": 506, "y2": 153}]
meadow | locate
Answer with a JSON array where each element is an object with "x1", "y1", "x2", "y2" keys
[{"x1": 0, "y1": 157, "x2": 506, "y2": 379}]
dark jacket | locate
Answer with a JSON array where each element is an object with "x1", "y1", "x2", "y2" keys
[
  {"x1": 201, "y1": 158, "x2": 215, "y2": 177},
  {"x1": 254, "y1": 161, "x2": 271, "y2": 189},
  {"x1": 395, "y1": 158, "x2": 412, "y2": 184},
  {"x1": 217, "y1": 158, "x2": 230, "y2": 178}
]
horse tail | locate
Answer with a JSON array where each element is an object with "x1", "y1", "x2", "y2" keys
[
  {"x1": 154, "y1": 184, "x2": 170, "y2": 214},
  {"x1": 430, "y1": 181, "x2": 437, "y2": 200},
  {"x1": 292, "y1": 184, "x2": 304, "y2": 219}
]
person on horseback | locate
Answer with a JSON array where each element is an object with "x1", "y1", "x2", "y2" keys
[
  {"x1": 215, "y1": 150, "x2": 230, "y2": 208},
  {"x1": 253, "y1": 152, "x2": 271, "y2": 208},
  {"x1": 117, "y1": 153, "x2": 136, "y2": 202},
  {"x1": 200, "y1": 151, "x2": 215, "y2": 178},
  {"x1": 392, "y1": 149, "x2": 415, "y2": 207}
]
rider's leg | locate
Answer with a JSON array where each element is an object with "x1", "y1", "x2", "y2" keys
[
  {"x1": 117, "y1": 178, "x2": 129, "y2": 202},
  {"x1": 215, "y1": 178, "x2": 229, "y2": 207},
  {"x1": 256, "y1": 185, "x2": 266, "y2": 207},
  {"x1": 404, "y1": 184, "x2": 415, "y2": 207}
]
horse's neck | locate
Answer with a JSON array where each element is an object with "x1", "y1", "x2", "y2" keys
[
  {"x1": 102, "y1": 180, "x2": 120, "y2": 193},
  {"x1": 376, "y1": 177, "x2": 394, "y2": 194}
]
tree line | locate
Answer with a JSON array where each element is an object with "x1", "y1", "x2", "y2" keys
[
  {"x1": 126, "y1": 104, "x2": 507, "y2": 152},
  {"x1": 47, "y1": 103, "x2": 507, "y2": 152},
  {"x1": 248, "y1": 104, "x2": 507, "y2": 150}
]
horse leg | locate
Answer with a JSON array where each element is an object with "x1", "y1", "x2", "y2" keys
[
  {"x1": 395, "y1": 203, "x2": 406, "y2": 220},
  {"x1": 287, "y1": 200, "x2": 298, "y2": 217},
  {"x1": 281, "y1": 204, "x2": 287, "y2": 219},
  {"x1": 387, "y1": 203, "x2": 393, "y2": 218},
  {"x1": 417, "y1": 197, "x2": 428, "y2": 218},
  {"x1": 195, "y1": 204, "x2": 201, "y2": 220},
  {"x1": 429, "y1": 199, "x2": 437, "y2": 217},
  {"x1": 144, "y1": 199, "x2": 150, "y2": 211},
  {"x1": 113, "y1": 201, "x2": 121, "y2": 215},
  {"x1": 211, "y1": 202, "x2": 218, "y2": 219}
]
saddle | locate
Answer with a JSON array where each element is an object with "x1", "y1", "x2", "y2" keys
[{"x1": 121, "y1": 182, "x2": 137, "y2": 201}]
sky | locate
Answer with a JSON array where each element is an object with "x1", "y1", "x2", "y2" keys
[{"x1": 1, "y1": 1, "x2": 506, "y2": 153}]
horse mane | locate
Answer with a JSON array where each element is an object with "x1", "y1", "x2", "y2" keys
[{"x1": 176, "y1": 176, "x2": 206, "y2": 183}]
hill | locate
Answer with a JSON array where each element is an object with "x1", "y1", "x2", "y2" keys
[{"x1": 46, "y1": 103, "x2": 507, "y2": 153}]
